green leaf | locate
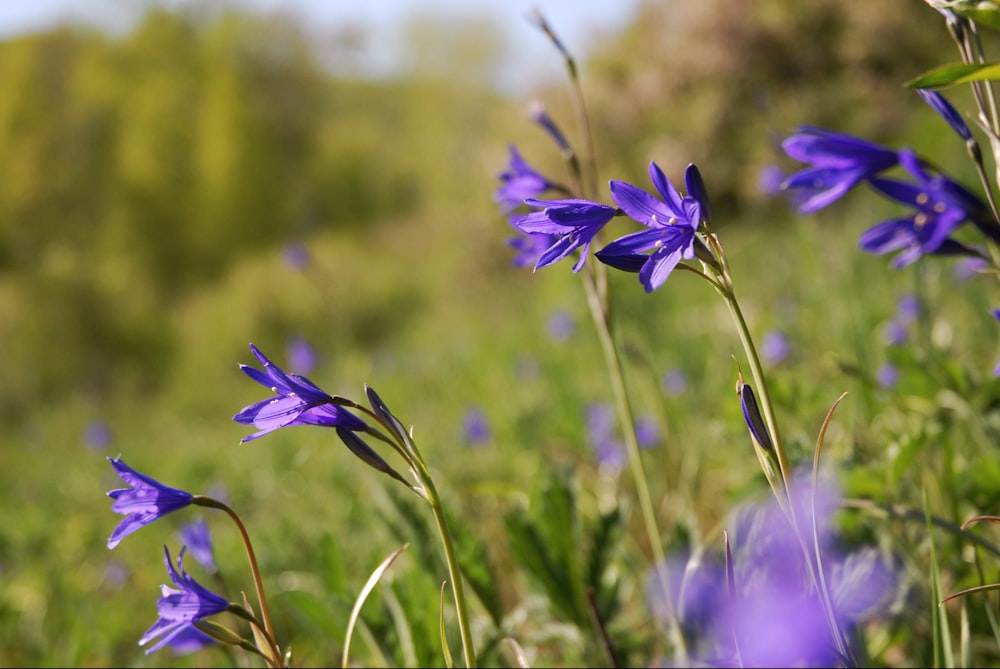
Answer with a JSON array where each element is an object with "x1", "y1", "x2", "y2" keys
[
  {"x1": 342, "y1": 544, "x2": 409, "y2": 669},
  {"x1": 905, "y1": 62, "x2": 1000, "y2": 89},
  {"x1": 943, "y1": 0, "x2": 1000, "y2": 31}
]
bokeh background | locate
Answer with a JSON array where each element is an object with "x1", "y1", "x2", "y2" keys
[{"x1": 3, "y1": 1, "x2": 998, "y2": 667}]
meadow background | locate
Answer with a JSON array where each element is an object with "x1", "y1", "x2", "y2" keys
[{"x1": 3, "y1": 1, "x2": 1000, "y2": 667}]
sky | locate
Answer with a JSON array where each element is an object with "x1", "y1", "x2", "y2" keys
[{"x1": 0, "y1": 0, "x2": 646, "y2": 94}]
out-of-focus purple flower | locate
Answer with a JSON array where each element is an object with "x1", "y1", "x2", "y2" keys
[
  {"x1": 954, "y1": 256, "x2": 988, "y2": 281},
  {"x1": 757, "y1": 164, "x2": 786, "y2": 196},
  {"x1": 515, "y1": 198, "x2": 617, "y2": 272},
  {"x1": 918, "y1": 88, "x2": 973, "y2": 142},
  {"x1": 862, "y1": 149, "x2": 990, "y2": 267},
  {"x1": 84, "y1": 420, "x2": 112, "y2": 451},
  {"x1": 106, "y1": 457, "x2": 195, "y2": 550},
  {"x1": 139, "y1": 546, "x2": 229, "y2": 655},
  {"x1": 286, "y1": 335, "x2": 317, "y2": 376},
  {"x1": 586, "y1": 403, "x2": 625, "y2": 469},
  {"x1": 883, "y1": 320, "x2": 909, "y2": 347},
  {"x1": 597, "y1": 163, "x2": 706, "y2": 293},
  {"x1": 877, "y1": 362, "x2": 899, "y2": 388},
  {"x1": 233, "y1": 343, "x2": 366, "y2": 443},
  {"x1": 761, "y1": 330, "x2": 791, "y2": 365},
  {"x1": 895, "y1": 294, "x2": 922, "y2": 325},
  {"x1": 102, "y1": 559, "x2": 129, "y2": 588},
  {"x1": 634, "y1": 416, "x2": 659, "y2": 450},
  {"x1": 495, "y1": 145, "x2": 558, "y2": 213},
  {"x1": 993, "y1": 310, "x2": 1000, "y2": 377},
  {"x1": 648, "y1": 472, "x2": 896, "y2": 666},
  {"x1": 546, "y1": 309, "x2": 576, "y2": 342},
  {"x1": 178, "y1": 517, "x2": 216, "y2": 574},
  {"x1": 506, "y1": 213, "x2": 560, "y2": 269},
  {"x1": 462, "y1": 406, "x2": 491, "y2": 447},
  {"x1": 662, "y1": 369, "x2": 688, "y2": 396},
  {"x1": 780, "y1": 126, "x2": 898, "y2": 213},
  {"x1": 283, "y1": 242, "x2": 309, "y2": 270}
]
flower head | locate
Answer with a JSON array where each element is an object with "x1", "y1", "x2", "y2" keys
[
  {"x1": 781, "y1": 126, "x2": 898, "y2": 213},
  {"x1": 598, "y1": 162, "x2": 705, "y2": 292},
  {"x1": 505, "y1": 213, "x2": 559, "y2": 269},
  {"x1": 861, "y1": 148, "x2": 986, "y2": 267},
  {"x1": 515, "y1": 198, "x2": 617, "y2": 272},
  {"x1": 495, "y1": 145, "x2": 558, "y2": 213},
  {"x1": 106, "y1": 457, "x2": 195, "y2": 549},
  {"x1": 233, "y1": 343, "x2": 366, "y2": 442},
  {"x1": 178, "y1": 517, "x2": 216, "y2": 574},
  {"x1": 139, "y1": 546, "x2": 229, "y2": 655}
]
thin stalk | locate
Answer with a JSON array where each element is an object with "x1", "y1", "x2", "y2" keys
[
  {"x1": 194, "y1": 496, "x2": 281, "y2": 664},
  {"x1": 580, "y1": 268, "x2": 689, "y2": 664}
]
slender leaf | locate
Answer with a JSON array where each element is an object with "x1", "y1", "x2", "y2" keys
[
  {"x1": 342, "y1": 544, "x2": 409, "y2": 669},
  {"x1": 906, "y1": 62, "x2": 1000, "y2": 89}
]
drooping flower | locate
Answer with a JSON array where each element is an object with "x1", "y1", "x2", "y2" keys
[
  {"x1": 233, "y1": 343, "x2": 366, "y2": 443},
  {"x1": 597, "y1": 162, "x2": 706, "y2": 292},
  {"x1": 106, "y1": 457, "x2": 195, "y2": 550},
  {"x1": 495, "y1": 145, "x2": 558, "y2": 213},
  {"x1": 780, "y1": 126, "x2": 898, "y2": 213},
  {"x1": 917, "y1": 88, "x2": 973, "y2": 142},
  {"x1": 861, "y1": 148, "x2": 988, "y2": 267},
  {"x1": 529, "y1": 101, "x2": 572, "y2": 155},
  {"x1": 138, "y1": 546, "x2": 229, "y2": 655},
  {"x1": 515, "y1": 198, "x2": 617, "y2": 272},
  {"x1": 178, "y1": 517, "x2": 216, "y2": 574}
]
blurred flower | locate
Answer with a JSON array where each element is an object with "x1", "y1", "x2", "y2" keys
[
  {"x1": 883, "y1": 320, "x2": 909, "y2": 347},
  {"x1": 780, "y1": 126, "x2": 898, "y2": 213},
  {"x1": 283, "y1": 241, "x2": 309, "y2": 270},
  {"x1": 163, "y1": 624, "x2": 217, "y2": 656},
  {"x1": 515, "y1": 198, "x2": 617, "y2": 272},
  {"x1": 529, "y1": 101, "x2": 572, "y2": 154},
  {"x1": 139, "y1": 546, "x2": 229, "y2": 655},
  {"x1": 634, "y1": 416, "x2": 660, "y2": 449},
  {"x1": 102, "y1": 559, "x2": 130, "y2": 588},
  {"x1": 662, "y1": 369, "x2": 688, "y2": 396},
  {"x1": 757, "y1": 164, "x2": 786, "y2": 196},
  {"x1": 586, "y1": 403, "x2": 625, "y2": 469},
  {"x1": 895, "y1": 294, "x2": 922, "y2": 325},
  {"x1": 84, "y1": 420, "x2": 112, "y2": 451},
  {"x1": 862, "y1": 149, "x2": 991, "y2": 267},
  {"x1": 106, "y1": 457, "x2": 194, "y2": 550},
  {"x1": 506, "y1": 214, "x2": 559, "y2": 269},
  {"x1": 178, "y1": 517, "x2": 216, "y2": 575},
  {"x1": 286, "y1": 335, "x2": 317, "y2": 376},
  {"x1": 877, "y1": 362, "x2": 899, "y2": 388},
  {"x1": 546, "y1": 309, "x2": 576, "y2": 342},
  {"x1": 233, "y1": 343, "x2": 366, "y2": 443},
  {"x1": 954, "y1": 256, "x2": 988, "y2": 281},
  {"x1": 462, "y1": 406, "x2": 491, "y2": 447},
  {"x1": 495, "y1": 145, "x2": 558, "y2": 213},
  {"x1": 761, "y1": 330, "x2": 791, "y2": 365},
  {"x1": 598, "y1": 163, "x2": 706, "y2": 293}
]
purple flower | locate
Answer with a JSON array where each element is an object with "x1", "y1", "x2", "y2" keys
[
  {"x1": 163, "y1": 624, "x2": 217, "y2": 655},
  {"x1": 761, "y1": 330, "x2": 791, "y2": 365},
  {"x1": 515, "y1": 198, "x2": 617, "y2": 272},
  {"x1": 506, "y1": 213, "x2": 560, "y2": 269},
  {"x1": 462, "y1": 406, "x2": 491, "y2": 447},
  {"x1": 529, "y1": 101, "x2": 572, "y2": 154},
  {"x1": 597, "y1": 162, "x2": 706, "y2": 292},
  {"x1": 286, "y1": 335, "x2": 317, "y2": 376},
  {"x1": 738, "y1": 380, "x2": 773, "y2": 452},
  {"x1": 138, "y1": 546, "x2": 229, "y2": 655},
  {"x1": 283, "y1": 242, "x2": 309, "y2": 270},
  {"x1": 178, "y1": 517, "x2": 216, "y2": 574},
  {"x1": 586, "y1": 403, "x2": 625, "y2": 469},
  {"x1": 495, "y1": 145, "x2": 557, "y2": 213},
  {"x1": 781, "y1": 126, "x2": 898, "y2": 213},
  {"x1": 634, "y1": 416, "x2": 659, "y2": 450},
  {"x1": 662, "y1": 369, "x2": 688, "y2": 396},
  {"x1": 84, "y1": 420, "x2": 112, "y2": 451},
  {"x1": 918, "y1": 89, "x2": 973, "y2": 142},
  {"x1": 861, "y1": 149, "x2": 988, "y2": 267},
  {"x1": 877, "y1": 362, "x2": 899, "y2": 388},
  {"x1": 546, "y1": 309, "x2": 576, "y2": 342},
  {"x1": 233, "y1": 343, "x2": 366, "y2": 443},
  {"x1": 106, "y1": 457, "x2": 195, "y2": 550},
  {"x1": 954, "y1": 256, "x2": 988, "y2": 281}
]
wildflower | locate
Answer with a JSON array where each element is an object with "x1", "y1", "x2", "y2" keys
[
  {"x1": 286, "y1": 335, "x2": 317, "y2": 376},
  {"x1": 780, "y1": 126, "x2": 898, "y2": 213},
  {"x1": 84, "y1": 420, "x2": 112, "y2": 451},
  {"x1": 506, "y1": 214, "x2": 559, "y2": 269},
  {"x1": 861, "y1": 148, "x2": 987, "y2": 267},
  {"x1": 597, "y1": 162, "x2": 706, "y2": 292},
  {"x1": 529, "y1": 101, "x2": 572, "y2": 155},
  {"x1": 178, "y1": 517, "x2": 216, "y2": 574},
  {"x1": 761, "y1": 330, "x2": 791, "y2": 365},
  {"x1": 495, "y1": 145, "x2": 558, "y2": 213},
  {"x1": 163, "y1": 624, "x2": 217, "y2": 655},
  {"x1": 138, "y1": 546, "x2": 229, "y2": 655},
  {"x1": 462, "y1": 406, "x2": 491, "y2": 447},
  {"x1": 515, "y1": 198, "x2": 617, "y2": 272},
  {"x1": 106, "y1": 457, "x2": 194, "y2": 550},
  {"x1": 662, "y1": 369, "x2": 688, "y2": 396},
  {"x1": 233, "y1": 343, "x2": 366, "y2": 443},
  {"x1": 586, "y1": 403, "x2": 625, "y2": 469},
  {"x1": 877, "y1": 362, "x2": 899, "y2": 388},
  {"x1": 546, "y1": 309, "x2": 576, "y2": 342},
  {"x1": 282, "y1": 242, "x2": 309, "y2": 270},
  {"x1": 634, "y1": 416, "x2": 660, "y2": 449},
  {"x1": 954, "y1": 256, "x2": 987, "y2": 281}
]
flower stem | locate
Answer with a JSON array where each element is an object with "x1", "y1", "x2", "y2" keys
[
  {"x1": 194, "y1": 496, "x2": 281, "y2": 664},
  {"x1": 580, "y1": 266, "x2": 689, "y2": 664}
]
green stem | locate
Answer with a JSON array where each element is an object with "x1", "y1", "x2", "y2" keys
[
  {"x1": 193, "y1": 496, "x2": 281, "y2": 665},
  {"x1": 580, "y1": 266, "x2": 689, "y2": 663},
  {"x1": 411, "y1": 458, "x2": 477, "y2": 668}
]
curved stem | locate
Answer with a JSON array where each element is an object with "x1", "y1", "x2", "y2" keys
[{"x1": 194, "y1": 496, "x2": 281, "y2": 663}]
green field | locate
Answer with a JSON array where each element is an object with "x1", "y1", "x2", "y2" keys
[{"x1": 4, "y1": 1, "x2": 1000, "y2": 667}]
